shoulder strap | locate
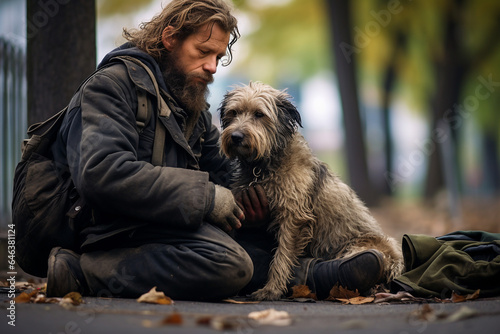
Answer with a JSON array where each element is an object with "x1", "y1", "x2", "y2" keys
[
  {"x1": 135, "y1": 88, "x2": 149, "y2": 132},
  {"x1": 112, "y1": 55, "x2": 170, "y2": 167}
]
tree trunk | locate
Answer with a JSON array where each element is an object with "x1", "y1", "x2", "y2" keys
[
  {"x1": 27, "y1": 0, "x2": 96, "y2": 125},
  {"x1": 326, "y1": 0, "x2": 377, "y2": 206},
  {"x1": 424, "y1": 0, "x2": 465, "y2": 199}
]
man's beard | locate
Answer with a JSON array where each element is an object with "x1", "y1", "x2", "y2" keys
[{"x1": 161, "y1": 53, "x2": 213, "y2": 114}]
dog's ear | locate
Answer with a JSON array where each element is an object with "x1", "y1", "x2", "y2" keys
[
  {"x1": 218, "y1": 91, "x2": 234, "y2": 129},
  {"x1": 277, "y1": 94, "x2": 302, "y2": 129}
]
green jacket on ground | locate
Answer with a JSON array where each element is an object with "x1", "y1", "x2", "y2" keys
[{"x1": 392, "y1": 230, "x2": 500, "y2": 298}]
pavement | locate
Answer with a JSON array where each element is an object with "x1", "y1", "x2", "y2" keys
[{"x1": 2, "y1": 292, "x2": 500, "y2": 334}]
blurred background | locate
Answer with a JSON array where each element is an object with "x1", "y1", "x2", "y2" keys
[{"x1": 1, "y1": 0, "x2": 499, "y2": 252}]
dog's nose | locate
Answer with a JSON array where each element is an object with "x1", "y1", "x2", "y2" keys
[{"x1": 231, "y1": 131, "x2": 245, "y2": 145}]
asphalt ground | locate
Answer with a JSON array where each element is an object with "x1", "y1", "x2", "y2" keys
[{"x1": 2, "y1": 293, "x2": 500, "y2": 334}]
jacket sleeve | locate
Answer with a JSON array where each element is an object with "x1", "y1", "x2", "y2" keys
[{"x1": 66, "y1": 65, "x2": 212, "y2": 229}]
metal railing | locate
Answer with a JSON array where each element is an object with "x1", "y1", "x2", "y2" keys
[{"x1": 0, "y1": 36, "x2": 27, "y2": 230}]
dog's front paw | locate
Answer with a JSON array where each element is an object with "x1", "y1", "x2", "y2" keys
[{"x1": 250, "y1": 288, "x2": 283, "y2": 301}]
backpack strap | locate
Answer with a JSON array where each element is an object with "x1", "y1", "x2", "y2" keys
[
  {"x1": 135, "y1": 88, "x2": 150, "y2": 133},
  {"x1": 113, "y1": 55, "x2": 170, "y2": 167}
]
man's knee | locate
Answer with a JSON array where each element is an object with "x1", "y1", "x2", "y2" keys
[{"x1": 214, "y1": 244, "x2": 254, "y2": 297}]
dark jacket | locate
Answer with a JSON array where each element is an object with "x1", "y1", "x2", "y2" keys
[{"x1": 51, "y1": 43, "x2": 232, "y2": 251}]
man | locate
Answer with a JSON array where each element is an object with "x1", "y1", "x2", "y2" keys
[
  {"x1": 48, "y1": 0, "x2": 252, "y2": 301},
  {"x1": 48, "y1": 0, "x2": 384, "y2": 301}
]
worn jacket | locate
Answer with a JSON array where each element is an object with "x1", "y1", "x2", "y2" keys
[
  {"x1": 392, "y1": 231, "x2": 500, "y2": 298},
  {"x1": 51, "y1": 43, "x2": 232, "y2": 251}
]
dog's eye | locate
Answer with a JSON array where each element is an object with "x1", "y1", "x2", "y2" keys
[
  {"x1": 255, "y1": 111, "x2": 264, "y2": 118},
  {"x1": 227, "y1": 110, "x2": 237, "y2": 117}
]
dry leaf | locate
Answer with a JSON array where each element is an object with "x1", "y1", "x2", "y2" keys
[
  {"x1": 374, "y1": 291, "x2": 427, "y2": 304},
  {"x1": 443, "y1": 306, "x2": 478, "y2": 323},
  {"x1": 137, "y1": 287, "x2": 173, "y2": 305},
  {"x1": 161, "y1": 312, "x2": 183, "y2": 325},
  {"x1": 210, "y1": 316, "x2": 243, "y2": 330},
  {"x1": 410, "y1": 304, "x2": 437, "y2": 322},
  {"x1": 346, "y1": 296, "x2": 375, "y2": 305},
  {"x1": 62, "y1": 292, "x2": 83, "y2": 305},
  {"x1": 326, "y1": 284, "x2": 360, "y2": 301},
  {"x1": 196, "y1": 316, "x2": 212, "y2": 326},
  {"x1": 223, "y1": 298, "x2": 260, "y2": 304},
  {"x1": 14, "y1": 292, "x2": 32, "y2": 303},
  {"x1": 248, "y1": 308, "x2": 292, "y2": 326},
  {"x1": 141, "y1": 319, "x2": 155, "y2": 328},
  {"x1": 36, "y1": 296, "x2": 62, "y2": 304},
  {"x1": 451, "y1": 289, "x2": 480, "y2": 303},
  {"x1": 290, "y1": 285, "x2": 317, "y2": 300}
]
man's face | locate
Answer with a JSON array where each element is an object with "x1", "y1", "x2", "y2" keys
[{"x1": 162, "y1": 23, "x2": 230, "y2": 113}]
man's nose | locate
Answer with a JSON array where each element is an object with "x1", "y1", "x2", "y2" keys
[{"x1": 203, "y1": 56, "x2": 218, "y2": 74}]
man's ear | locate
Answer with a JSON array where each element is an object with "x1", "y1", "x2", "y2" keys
[{"x1": 161, "y1": 26, "x2": 177, "y2": 51}]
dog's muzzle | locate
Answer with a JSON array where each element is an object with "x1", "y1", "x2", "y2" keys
[{"x1": 230, "y1": 131, "x2": 245, "y2": 146}]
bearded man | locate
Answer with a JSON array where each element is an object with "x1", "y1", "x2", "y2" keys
[{"x1": 47, "y1": 0, "x2": 257, "y2": 301}]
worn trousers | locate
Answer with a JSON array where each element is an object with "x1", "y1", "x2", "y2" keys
[
  {"x1": 80, "y1": 223, "x2": 254, "y2": 301},
  {"x1": 79, "y1": 223, "x2": 313, "y2": 300}
]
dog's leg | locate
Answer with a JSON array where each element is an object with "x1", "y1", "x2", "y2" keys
[{"x1": 251, "y1": 221, "x2": 313, "y2": 301}]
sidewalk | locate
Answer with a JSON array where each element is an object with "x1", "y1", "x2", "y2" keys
[{"x1": 2, "y1": 292, "x2": 500, "y2": 334}]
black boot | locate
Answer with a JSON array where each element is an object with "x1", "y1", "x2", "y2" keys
[
  {"x1": 310, "y1": 249, "x2": 385, "y2": 299},
  {"x1": 46, "y1": 247, "x2": 88, "y2": 297}
]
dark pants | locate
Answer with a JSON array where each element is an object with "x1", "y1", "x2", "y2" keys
[
  {"x1": 79, "y1": 223, "x2": 313, "y2": 300},
  {"x1": 80, "y1": 223, "x2": 255, "y2": 301}
]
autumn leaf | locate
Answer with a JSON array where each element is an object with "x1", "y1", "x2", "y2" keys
[
  {"x1": 374, "y1": 291, "x2": 428, "y2": 304},
  {"x1": 137, "y1": 287, "x2": 174, "y2": 305},
  {"x1": 14, "y1": 292, "x2": 32, "y2": 303},
  {"x1": 248, "y1": 308, "x2": 292, "y2": 326},
  {"x1": 326, "y1": 284, "x2": 360, "y2": 301},
  {"x1": 62, "y1": 292, "x2": 83, "y2": 305},
  {"x1": 290, "y1": 285, "x2": 317, "y2": 300},
  {"x1": 161, "y1": 312, "x2": 183, "y2": 325},
  {"x1": 451, "y1": 289, "x2": 480, "y2": 303},
  {"x1": 223, "y1": 298, "x2": 260, "y2": 304},
  {"x1": 411, "y1": 304, "x2": 436, "y2": 322},
  {"x1": 345, "y1": 296, "x2": 375, "y2": 305}
]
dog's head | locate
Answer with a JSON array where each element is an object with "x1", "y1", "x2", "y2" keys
[{"x1": 218, "y1": 81, "x2": 302, "y2": 161}]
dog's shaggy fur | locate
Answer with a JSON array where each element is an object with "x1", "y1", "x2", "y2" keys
[{"x1": 219, "y1": 82, "x2": 404, "y2": 301}]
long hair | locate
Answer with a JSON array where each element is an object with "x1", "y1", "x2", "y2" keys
[{"x1": 123, "y1": 0, "x2": 240, "y2": 66}]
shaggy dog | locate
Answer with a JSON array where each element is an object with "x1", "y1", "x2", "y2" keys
[{"x1": 219, "y1": 82, "x2": 403, "y2": 301}]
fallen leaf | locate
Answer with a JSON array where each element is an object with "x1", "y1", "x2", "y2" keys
[
  {"x1": 34, "y1": 296, "x2": 61, "y2": 304},
  {"x1": 248, "y1": 308, "x2": 292, "y2": 326},
  {"x1": 62, "y1": 292, "x2": 83, "y2": 305},
  {"x1": 209, "y1": 316, "x2": 243, "y2": 330},
  {"x1": 141, "y1": 319, "x2": 155, "y2": 328},
  {"x1": 137, "y1": 287, "x2": 173, "y2": 305},
  {"x1": 14, "y1": 292, "x2": 32, "y2": 303},
  {"x1": 196, "y1": 316, "x2": 212, "y2": 326},
  {"x1": 161, "y1": 312, "x2": 183, "y2": 325},
  {"x1": 290, "y1": 285, "x2": 317, "y2": 300},
  {"x1": 374, "y1": 291, "x2": 427, "y2": 304},
  {"x1": 451, "y1": 289, "x2": 480, "y2": 303},
  {"x1": 410, "y1": 304, "x2": 437, "y2": 322},
  {"x1": 346, "y1": 296, "x2": 375, "y2": 305},
  {"x1": 223, "y1": 298, "x2": 260, "y2": 304},
  {"x1": 326, "y1": 284, "x2": 360, "y2": 301},
  {"x1": 443, "y1": 306, "x2": 478, "y2": 323}
]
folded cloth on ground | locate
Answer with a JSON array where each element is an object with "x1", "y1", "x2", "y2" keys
[{"x1": 391, "y1": 230, "x2": 500, "y2": 298}]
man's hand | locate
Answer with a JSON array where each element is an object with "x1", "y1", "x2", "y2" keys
[
  {"x1": 233, "y1": 184, "x2": 271, "y2": 228},
  {"x1": 206, "y1": 185, "x2": 244, "y2": 232}
]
